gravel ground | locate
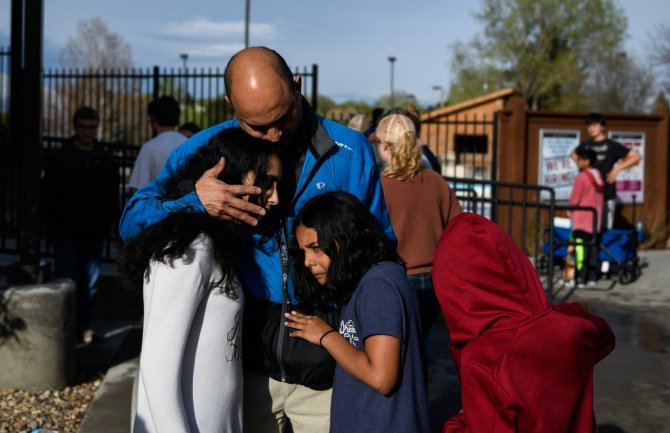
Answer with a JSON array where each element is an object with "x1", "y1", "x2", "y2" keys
[{"x1": 0, "y1": 378, "x2": 101, "y2": 433}]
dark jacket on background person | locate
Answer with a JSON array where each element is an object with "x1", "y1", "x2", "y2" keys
[
  {"x1": 574, "y1": 138, "x2": 629, "y2": 201},
  {"x1": 433, "y1": 213, "x2": 615, "y2": 433},
  {"x1": 42, "y1": 138, "x2": 119, "y2": 240}
]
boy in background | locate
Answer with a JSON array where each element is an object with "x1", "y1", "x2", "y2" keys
[
  {"x1": 570, "y1": 113, "x2": 641, "y2": 230},
  {"x1": 569, "y1": 147, "x2": 604, "y2": 287}
]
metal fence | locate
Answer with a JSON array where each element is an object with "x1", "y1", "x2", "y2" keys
[
  {"x1": 1, "y1": 46, "x2": 318, "y2": 146},
  {"x1": 1, "y1": 46, "x2": 570, "y2": 299},
  {"x1": 422, "y1": 112, "x2": 499, "y2": 182},
  {"x1": 42, "y1": 64, "x2": 318, "y2": 146},
  {"x1": 0, "y1": 46, "x2": 317, "y2": 261},
  {"x1": 444, "y1": 176, "x2": 603, "y2": 302}
]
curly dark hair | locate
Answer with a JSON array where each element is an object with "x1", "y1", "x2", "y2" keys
[
  {"x1": 117, "y1": 127, "x2": 279, "y2": 298},
  {"x1": 290, "y1": 191, "x2": 402, "y2": 307}
]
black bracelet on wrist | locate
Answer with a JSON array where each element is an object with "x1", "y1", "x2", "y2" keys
[{"x1": 319, "y1": 329, "x2": 337, "y2": 348}]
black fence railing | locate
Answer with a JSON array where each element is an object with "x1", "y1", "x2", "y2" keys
[
  {"x1": 0, "y1": 46, "x2": 318, "y2": 263},
  {"x1": 1, "y1": 46, "x2": 318, "y2": 145},
  {"x1": 0, "y1": 139, "x2": 138, "y2": 263},
  {"x1": 41, "y1": 64, "x2": 318, "y2": 146},
  {"x1": 445, "y1": 176, "x2": 561, "y2": 301}
]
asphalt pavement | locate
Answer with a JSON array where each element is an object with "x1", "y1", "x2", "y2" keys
[{"x1": 76, "y1": 250, "x2": 670, "y2": 433}]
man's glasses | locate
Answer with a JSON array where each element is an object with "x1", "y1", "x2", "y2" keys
[{"x1": 75, "y1": 123, "x2": 99, "y2": 131}]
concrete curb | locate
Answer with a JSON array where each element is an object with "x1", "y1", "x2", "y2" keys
[
  {"x1": 570, "y1": 249, "x2": 670, "y2": 310},
  {"x1": 78, "y1": 357, "x2": 138, "y2": 433}
]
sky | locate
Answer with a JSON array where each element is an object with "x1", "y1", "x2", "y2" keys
[{"x1": 0, "y1": 0, "x2": 668, "y2": 106}]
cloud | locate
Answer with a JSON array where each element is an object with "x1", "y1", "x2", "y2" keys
[
  {"x1": 156, "y1": 18, "x2": 277, "y2": 42},
  {"x1": 185, "y1": 43, "x2": 245, "y2": 59}
]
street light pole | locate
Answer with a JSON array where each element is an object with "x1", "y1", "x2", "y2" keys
[
  {"x1": 388, "y1": 56, "x2": 396, "y2": 108},
  {"x1": 244, "y1": 0, "x2": 250, "y2": 48},
  {"x1": 432, "y1": 85, "x2": 444, "y2": 107},
  {"x1": 179, "y1": 53, "x2": 189, "y2": 97}
]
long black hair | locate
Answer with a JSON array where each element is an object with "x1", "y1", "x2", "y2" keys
[
  {"x1": 290, "y1": 191, "x2": 402, "y2": 306},
  {"x1": 117, "y1": 127, "x2": 279, "y2": 297}
]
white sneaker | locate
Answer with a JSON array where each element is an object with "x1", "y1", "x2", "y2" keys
[
  {"x1": 601, "y1": 261, "x2": 610, "y2": 273},
  {"x1": 82, "y1": 329, "x2": 96, "y2": 344}
]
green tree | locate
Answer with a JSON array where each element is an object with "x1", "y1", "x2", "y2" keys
[
  {"x1": 651, "y1": 24, "x2": 670, "y2": 95},
  {"x1": 60, "y1": 17, "x2": 133, "y2": 69},
  {"x1": 316, "y1": 94, "x2": 337, "y2": 116},
  {"x1": 448, "y1": 0, "x2": 627, "y2": 110},
  {"x1": 337, "y1": 99, "x2": 372, "y2": 113},
  {"x1": 374, "y1": 90, "x2": 419, "y2": 109},
  {"x1": 324, "y1": 99, "x2": 371, "y2": 124},
  {"x1": 51, "y1": 18, "x2": 137, "y2": 143},
  {"x1": 581, "y1": 53, "x2": 656, "y2": 113}
]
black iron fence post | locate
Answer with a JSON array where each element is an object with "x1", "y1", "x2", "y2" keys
[
  {"x1": 9, "y1": 0, "x2": 45, "y2": 283},
  {"x1": 311, "y1": 64, "x2": 318, "y2": 113},
  {"x1": 490, "y1": 111, "x2": 499, "y2": 222},
  {"x1": 152, "y1": 66, "x2": 160, "y2": 100},
  {"x1": 546, "y1": 188, "x2": 556, "y2": 302}
]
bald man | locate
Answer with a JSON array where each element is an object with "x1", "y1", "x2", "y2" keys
[{"x1": 120, "y1": 47, "x2": 393, "y2": 433}]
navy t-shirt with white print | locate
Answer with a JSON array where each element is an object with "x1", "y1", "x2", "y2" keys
[{"x1": 330, "y1": 261, "x2": 430, "y2": 433}]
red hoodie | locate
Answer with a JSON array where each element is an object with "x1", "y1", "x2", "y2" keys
[{"x1": 433, "y1": 213, "x2": 615, "y2": 433}]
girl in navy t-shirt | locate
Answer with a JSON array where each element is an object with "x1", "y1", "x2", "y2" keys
[{"x1": 285, "y1": 191, "x2": 430, "y2": 433}]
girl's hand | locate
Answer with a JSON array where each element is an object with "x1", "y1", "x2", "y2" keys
[{"x1": 285, "y1": 311, "x2": 335, "y2": 346}]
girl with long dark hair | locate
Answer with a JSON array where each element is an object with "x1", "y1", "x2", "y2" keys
[
  {"x1": 117, "y1": 128, "x2": 282, "y2": 433},
  {"x1": 284, "y1": 191, "x2": 430, "y2": 433}
]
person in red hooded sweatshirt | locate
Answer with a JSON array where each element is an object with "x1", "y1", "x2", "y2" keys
[{"x1": 432, "y1": 212, "x2": 615, "y2": 433}]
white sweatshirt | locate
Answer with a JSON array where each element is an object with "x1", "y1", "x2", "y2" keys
[
  {"x1": 128, "y1": 130, "x2": 187, "y2": 190},
  {"x1": 133, "y1": 234, "x2": 244, "y2": 433}
]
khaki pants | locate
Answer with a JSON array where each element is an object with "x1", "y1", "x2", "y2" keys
[{"x1": 243, "y1": 369, "x2": 332, "y2": 433}]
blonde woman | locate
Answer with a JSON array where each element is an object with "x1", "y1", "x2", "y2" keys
[{"x1": 375, "y1": 113, "x2": 462, "y2": 370}]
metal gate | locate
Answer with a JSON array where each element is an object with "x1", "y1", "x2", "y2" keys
[
  {"x1": 444, "y1": 176, "x2": 560, "y2": 300},
  {"x1": 422, "y1": 112, "x2": 499, "y2": 181}
]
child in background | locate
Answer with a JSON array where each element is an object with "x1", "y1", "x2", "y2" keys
[
  {"x1": 433, "y1": 212, "x2": 615, "y2": 433},
  {"x1": 569, "y1": 147, "x2": 604, "y2": 287},
  {"x1": 285, "y1": 191, "x2": 430, "y2": 433}
]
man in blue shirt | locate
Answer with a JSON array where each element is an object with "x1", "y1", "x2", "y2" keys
[{"x1": 120, "y1": 47, "x2": 392, "y2": 433}]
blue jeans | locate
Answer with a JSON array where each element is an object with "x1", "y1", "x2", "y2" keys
[
  {"x1": 53, "y1": 239, "x2": 103, "y2": 330},
  {"x1": 407, "y1": 272, "x2": 440, "y2": 366}
]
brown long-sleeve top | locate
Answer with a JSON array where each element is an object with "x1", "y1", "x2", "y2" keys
[{"x1": 381, "y1": 169, "x2": 462, "y2": 275}]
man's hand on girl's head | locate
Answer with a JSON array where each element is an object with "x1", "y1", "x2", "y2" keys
[{"x1": 195, "y1": 157, "x2": 266, "y2": 226}]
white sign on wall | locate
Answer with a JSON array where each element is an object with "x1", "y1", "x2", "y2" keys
[
  {"x1": 608, "y1": 131, "x2": 645, "y2": 204},
  {"x1": 538, "y1": 129, "x2": 580, "y2": 200}
]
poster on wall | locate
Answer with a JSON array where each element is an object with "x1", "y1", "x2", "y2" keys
[
  {"x1": 608, "y1": 131, "x2": 645, "y2": 204},
  {"x1": 538, "y1": 129, "x2": 580, "y2": 201}
]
